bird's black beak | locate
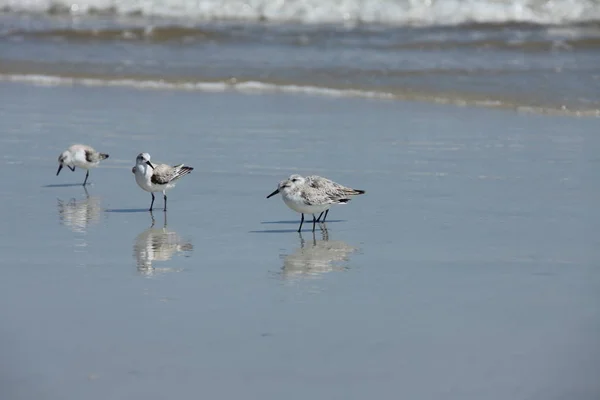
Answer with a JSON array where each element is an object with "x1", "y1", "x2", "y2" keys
[
  {"x1": 56, "y1": 164, "x2": 63, "y2": 176},
  {"x1": 266, "y1": 188, "x2": 280, "y2": 199},
  {"x1": 146, "y1": 161, "x2": 155, "y2": 169}
]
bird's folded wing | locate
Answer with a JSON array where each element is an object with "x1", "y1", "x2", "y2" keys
[{"x1": 150, "y1": 164, "x2": 175, "y2": 185}]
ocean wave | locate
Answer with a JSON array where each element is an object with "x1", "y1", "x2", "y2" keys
[
  {"x1": 5, "y1": 26, "x2": 223, "y2": 42},
  {"x1": 20, "y1": 28, "x2": 600, "y2": 51},
  {"x1": 390, "y1": 37, "x2": 600, "y2": 51},
  {"x1": 0, "y1": 73, "x2": 397, "y2": 99},
  {"x1": 1, "y1": 0, "x2": 600, "y2": 26},
  {"x1": 1, "y1": 73, "x2": 598, "y2": 117},
  {"x1": 5, "y1": 23, "x2": 600, "y2": 51}
]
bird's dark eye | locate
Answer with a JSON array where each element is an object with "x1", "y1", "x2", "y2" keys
[{"x1": 292, "y1": 178, "x2": 298, "y2": 182}]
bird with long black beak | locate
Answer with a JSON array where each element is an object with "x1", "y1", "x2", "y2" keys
[
  {"x1": 56, "y1": 144, "x2": 109, "y2": 186},
  {"x1": 132, "y1": 152, "x2": 193, "y2": 212},
  {"x1": 266, "y1": 174, "x2": 364, "y2": 232}
]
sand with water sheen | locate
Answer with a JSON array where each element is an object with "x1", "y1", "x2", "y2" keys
[{"x1": 0, "y1": 82, "x2": 599, "y2": 399}]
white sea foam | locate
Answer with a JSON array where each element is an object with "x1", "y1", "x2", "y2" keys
[
  {"x1": 1, "y1": 0, "x2": 599, "y2": 26},
  {"x1": 2, "y1": 73, "x2": 599, "y2": 116},
  {"x1": 0, "y1": 73, "x2": 397, "y2": 99}
]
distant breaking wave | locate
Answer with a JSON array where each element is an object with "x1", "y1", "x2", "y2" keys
[
  {"x1": 1, "y1": 0, "x2": 600, "y2": 26},
  {"x1": 2, "y1": 73, "x2": 599, "y2": 117},
  {"x1": 0, "y1": 73, "x2": 397, "y2": 99},
  {"x1": 5, "y1": 26, "x2": 600, "y2": 50}
]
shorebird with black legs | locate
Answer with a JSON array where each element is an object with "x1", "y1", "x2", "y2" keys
[
  {"x1": 132, "y1": 152, "x2": 193, "y2": 212},
  {"x1": 266, "y1": 174, "x2": 364, "y2": 232},
  {"x1": 56, "y1": 144, "x2": 109, "y2": 186}
]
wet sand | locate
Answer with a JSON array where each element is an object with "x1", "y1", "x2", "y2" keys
[{"x1": 0, "y1": 82, "x2": 599, "y2": 399}]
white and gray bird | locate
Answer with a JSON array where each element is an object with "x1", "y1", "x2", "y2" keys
[
  {"x1": 132, "y1": 152, "x2": 193, "y2": 212},
  {"x1": 56, "y1": 144, "x2": 109, "y2": 186},
  {"x1": 266, "y1": 174, "x2": 365, "y2": 232}
]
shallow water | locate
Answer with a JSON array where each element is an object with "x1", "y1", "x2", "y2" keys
[{"x1": 0, "y1": 82, "x2": 599, "y2": 399}]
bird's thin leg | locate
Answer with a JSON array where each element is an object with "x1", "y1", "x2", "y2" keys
[
  {"x1": 297, "y1": 214, "x2": 304, "y2": 233},
  {"x1": 316, "y1": 212, "x2": 324, "y2": 222},
  {"x1": 312, "y1": 214, "x2": 317, "y2": 232},
  {"x1": 82, "y1": 170, "x2": 89, "y2": 186},
  {"x1": 69, "y1": 166, "x2": 75, "y2": 172},
  {"x1": 321, "y1": 209, "x2": 329, "y2": 223},
  {"x1": 163, "y1": 191, "x2": 167, "y2": 212},
  {"x1": 149, "y1": 193, "x2": 155, "y2": 211}
]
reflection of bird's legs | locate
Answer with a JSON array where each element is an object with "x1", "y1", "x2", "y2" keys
[
  {"x1": 311, "y1": 230, "x2": 317, "y2": 245},
  {"x1": 83, "y1": 186, "x2": 90, "y2": 198},
  {"x1": 149, "y1": 210, "x2": 156, "y2": 227},
  {"x1": 320, "y1": 226, "x2": 329, "y2": 241},
  {"x1": 297, "y1": 214, "x2": 304, "y2": 232},
  {"x1": 298, "y1": 232, "x2": 305, "y2": 248},
  {"x1": 163, "y1": 210, "x2": 168, "y2": 228}
]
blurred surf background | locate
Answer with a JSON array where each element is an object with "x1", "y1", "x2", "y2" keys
[{"x1": 1, "y1": 0, "x2": 599, "y2": 115}]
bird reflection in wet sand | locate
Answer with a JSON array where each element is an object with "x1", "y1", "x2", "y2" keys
[
  {"x1": 280, "y1": 228, "x2": 357, "y2": 280},
  {"x1": 133, "y1": 211, "x2": 193, "y2": 276},
  {"x1": 57, "y1": 187, "x2": 102, "y2": 233}
]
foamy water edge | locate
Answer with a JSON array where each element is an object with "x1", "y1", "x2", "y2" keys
[{"x1": 2, "y1": 73, "x2": 599, "y2": 117}]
